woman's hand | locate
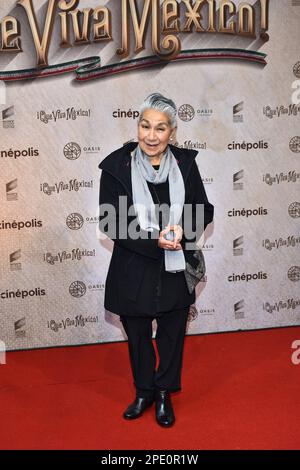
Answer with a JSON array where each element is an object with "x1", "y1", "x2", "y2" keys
[{"x1": 158, "y1": 225, "x2": 183, "y2": 250}]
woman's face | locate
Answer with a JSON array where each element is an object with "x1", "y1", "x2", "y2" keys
[{"x1": 137, "y1": 108, "x2": 176, "y2": 160}]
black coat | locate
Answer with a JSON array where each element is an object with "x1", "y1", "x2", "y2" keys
[{"x1": 98, "y1": 141, "x2": 214, "y2": 317}]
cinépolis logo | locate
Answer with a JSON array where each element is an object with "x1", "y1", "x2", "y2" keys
[{"x1": 0, "y1": 0, "x2": 270, "y2": 82}]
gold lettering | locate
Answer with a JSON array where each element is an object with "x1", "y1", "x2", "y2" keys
[
  {"x1": 260, "y1": 0, "x2": 269, "y2": 30},
  {"x1": 152, "y1": 0, "x2": 180, "y2": 60},
  {"x1": 93, "y1": 8, "x2": 112, "y2": 42},
  {"x1": 207, "y1": 0, "x2": 217, "y2": 33},
  {"x1": 18, "y1": 0, "x2": 57, "y2": 67},
  {"x1": 0, "y1": 0, "x2": 269, "y2": 65},
  {"x1": 238, "y1": 3, "x2": 255, "y2": 37},
  {"x1": 162, "y1": 0, "x2": 180, "y2": 33},
  {"x1": 259, "y1": 0, "x2": 269, "y2": 40},
  {"x1": 59, "y1": 11, "x2": 69, "y2": 47},
  {"x1": 129, "y1": 0, "x2": 151, "y2": 54},
  {"x1": 58, "y1": 0, "x2": 78, "y2": 10},
  {"x1": 219, "y1": 0, "x2": 236, "y2": 35},
  {"x1": 117, "y1": 0, "x2": 152, "y2": 57},
  {"x1": 58, "y1": 0, "x2": 79, "y2": 47},
  {"x1": 182, "y1": 0, "x2": 205, "y2": 33},
  {"x1": 116, "y1": 0, "x2": 129, "y2": 57},
  {"x1": 1, "y1": 16, "x2": 22, "y2": 52},
  {"x1": 69, "y1": 8, "x2": 93, "y2": 45}
]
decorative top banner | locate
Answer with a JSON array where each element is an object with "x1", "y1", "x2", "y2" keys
[{"x1": 0, "y1": 0, "x2": 270, "y2": 81}]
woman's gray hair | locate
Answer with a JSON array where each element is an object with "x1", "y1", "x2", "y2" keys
[{"x1": 139, "y1": 92, "x2": 177, "y2": 129}]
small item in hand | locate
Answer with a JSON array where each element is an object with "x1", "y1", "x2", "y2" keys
[{"x1": 164, "y1": 229, "x2": 175, "y2": 241}]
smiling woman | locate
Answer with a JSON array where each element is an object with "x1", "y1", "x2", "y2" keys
[
  {"x1": 138, "y1": 108, "x2": 176, "y2": 165},
  {"x1": 98, "y1": 92, "x2": 214, "y2": 428}
]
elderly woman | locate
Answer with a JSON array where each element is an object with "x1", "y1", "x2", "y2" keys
[{"x1": 98, "y1": 92, "x2": 214, "y2": 427}]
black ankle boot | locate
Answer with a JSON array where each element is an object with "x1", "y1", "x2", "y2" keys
[
  {"x1": 155, "y1": 390, "x2": 175, "y2": 427},
  {"x1": 123, "y1": 396, "x2": 154, "y2": 420}
]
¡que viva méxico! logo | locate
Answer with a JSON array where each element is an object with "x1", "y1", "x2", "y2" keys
[{"x1": 0, "y1": 0, "x2": 270, "y2": 81}]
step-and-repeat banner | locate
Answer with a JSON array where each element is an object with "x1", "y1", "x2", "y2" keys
[{"x1": 0, "y1": 0, "x2": 299, "y2": 351}]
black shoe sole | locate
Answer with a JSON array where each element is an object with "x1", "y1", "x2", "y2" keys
[{"x1": 156, "y1": 418, "x2": 175, "y2": 427}]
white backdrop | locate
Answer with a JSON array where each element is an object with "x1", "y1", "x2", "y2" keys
[{"x1": 0, "y1": 0, "x2": 300, "y2": 351}]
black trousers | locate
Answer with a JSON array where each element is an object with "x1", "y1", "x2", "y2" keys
[{"x1": 120, "y1": 306, "x2": 190, "y2": 398}]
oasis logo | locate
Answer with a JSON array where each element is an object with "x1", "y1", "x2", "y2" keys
[
  {"x1": 69, "y1": 281, "x2": 86, "y2": 298},
  {"x1": 178, "y1": 104, "x2": 195, "y2": 122},
  {"x1": 293, "y1": 62, "x2": 300, "y2": 79},
  {"x1": 178, "y1": 105, "x2": 214, "y2": 122},
  {"x1": 66, "y1": 213, "x2": 84, "y2": 230},
  {"x1": 64, "y1": 142, "x2": 81, "y2": 160},
  {"x1": 289, "y1": 136, "x2": 300, "y2": 153},
  {"x1": 287, "y1": 266, "x2": 300, "y2": 282},
  {"x1": 288, "y1": 202, "x2": 300, "y2": 218}
]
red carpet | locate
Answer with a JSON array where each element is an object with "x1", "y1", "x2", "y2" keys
[{"x1": 1, "y1": 327, "x2": 300, "y2": 450}]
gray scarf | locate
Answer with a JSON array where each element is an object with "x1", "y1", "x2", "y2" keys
[{"x1": 131, "y1": 144, "x2": 186, "y2": 273}]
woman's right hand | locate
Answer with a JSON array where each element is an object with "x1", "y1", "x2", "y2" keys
[{"x1": 158, "y1": 227, "x2": 183, "y2": 250}]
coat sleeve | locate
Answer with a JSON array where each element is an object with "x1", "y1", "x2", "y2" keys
[
  {"x1": 99, "y1": 169, "x2": 164, "y2": 259},
  {"x1": 181, "y1": 160, "x2": 214, "y2": 254}
]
